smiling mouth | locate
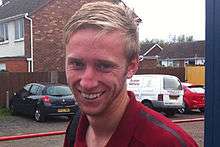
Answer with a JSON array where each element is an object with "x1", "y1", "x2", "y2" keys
[{"x1": 81, "y1": 92, "x2": 104, "y2": 100}]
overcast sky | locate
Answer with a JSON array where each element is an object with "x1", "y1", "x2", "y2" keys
[{"x1": 124, "y1": 0, "x2": 205, "y2": 41}]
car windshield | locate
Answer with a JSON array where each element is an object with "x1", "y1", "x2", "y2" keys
[
  {"x1": 188, "y1": 86, "x2": 205, "y2": 93},
  {"x1": 46, "y1": 86, "x2": 72, "y2": 96},
  {"x1": 163, "y1": 76, "x2": 182, "y2": 90}
]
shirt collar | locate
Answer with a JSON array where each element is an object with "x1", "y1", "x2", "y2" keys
[
  {"x1": 75, "y1": 91, "x2": 139, "y2": 147},
  {"x1": 106, "y1": 91, "x2": 139, "y2": 146}
]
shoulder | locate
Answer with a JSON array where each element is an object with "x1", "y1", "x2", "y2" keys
[{"x1": 132, "y1": 103, "x2": 198, "y2": 147}]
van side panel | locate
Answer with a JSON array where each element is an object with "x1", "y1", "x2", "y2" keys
[{"x1": 127, "y1": 74, "x2": 184, "y2": 112}]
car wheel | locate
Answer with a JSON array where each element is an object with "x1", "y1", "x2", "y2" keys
[
  {"x1": 34, "y1": 107, "x2": 46, "y2": 122},
  {"x1": 9, "y1": 102, "x2": 17, "y2": 115},
  {"x1": 178, "y1": 101, "x2": 190, "y2": 114},
  {"x1": 178, "y1": 107, "x2": 185, "y2": 114},
  {"x1": 164, "y1": 109, "x2": 176, "y2": 117}
]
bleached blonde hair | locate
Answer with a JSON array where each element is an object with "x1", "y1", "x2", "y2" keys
[{"x1": 64, "y1": 1, "x2": 140, "y2": 62}]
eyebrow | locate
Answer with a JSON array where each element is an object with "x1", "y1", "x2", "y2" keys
[
  {"x1": 95, "y1": 59, "x2": 118, "y2": 67},
  {"x1": 67, "y1": 57, "x2": 83, "y2": 63},
  {"x1": 66, "y1": 57, "x2": 119, "y2": 68}
]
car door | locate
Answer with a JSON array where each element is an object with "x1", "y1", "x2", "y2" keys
[
  {"x1": 14, "y1": 84, "x2": 32, "y2": 113},
  {"x1": 22, "y1": 84, "x2": 40, "y2": 114},
  {"x1": 29, "y1": 85, "x2": 45, "y2": 114}
]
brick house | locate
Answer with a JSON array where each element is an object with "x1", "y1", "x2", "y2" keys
[
  {"x1": 0, "y1": 0, "x2": 115, "y2": 72},
  {"x1": 139, "y1": 43, "x2": 163, "y2": 69},
  {"x1": 159, "y1": 41, "x2": 205, "y2": 67},
  {"x1": 140, "y1": 41, "x2": 205, "y2": 68}
]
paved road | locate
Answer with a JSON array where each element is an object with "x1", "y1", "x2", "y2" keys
[{"x1": 0, "y1": 111, "x2": 204, "y2": 147}]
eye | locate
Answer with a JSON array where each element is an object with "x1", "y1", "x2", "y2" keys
[
  {"x1": 67, "y1": 58, "x2": 85, "y2": 70},
  {"x1": 96, "y1": 61, "x2": 114, "y2": 72}
]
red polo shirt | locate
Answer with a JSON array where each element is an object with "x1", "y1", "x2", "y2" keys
[{"x1": 65, "y1": 91, "x2": 198, "y2": 147}]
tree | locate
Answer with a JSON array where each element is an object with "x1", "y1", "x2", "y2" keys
[
  {"x1": 140, "y1": 35, "x2": 195, "y2": 50},
  {"x1": 186, "y1": 36, "x2": 194, "y2": 42},
  {"x1": 169, "y1": 34, "x2": 194, "y2": 43},
  {"x1": 141, "y1": 38, "x2": 166, "y2": 45}
]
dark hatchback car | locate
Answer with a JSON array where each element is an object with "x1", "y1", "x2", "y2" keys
[{"x1": 10, "y1": 83, "x2": 78, "y2": 122}]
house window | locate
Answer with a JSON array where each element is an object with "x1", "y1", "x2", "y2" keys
[
  {"x1": 173, "y1": 61, "x2": 180, "y2": 67},
  {"x1": 184, "y1": 60, "x2": 189, "y2": 65},
  {"x1": 15, "y1": 19, "x2": 24, "y2": 40},
  {"x1": 167, "y1": 60, "x2": 174, "y2": 67},
  {"x1": 188, "y1": 59, "x2": 195, "y2": 65},
  {"x1": 0, "y1": 23, "x2": 8, "y2": 42},
  {"x1": 195, "y1": 59, "x2": 205, "y2": 65},
  {"x1": 0, "y1": 63, "x2": 6, "y2": 71},
  {"x1": 160, "y1": 60, "x2": 168, "y2": 67}
]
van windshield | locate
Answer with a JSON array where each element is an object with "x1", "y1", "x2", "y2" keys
[{"x1": 163, "y1": 76, "x2": 182, "y2": 90}]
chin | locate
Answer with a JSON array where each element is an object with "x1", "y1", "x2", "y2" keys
[
  {"x1": 81, "y1": 108, "x2": 103, "y2": 116},
  {"x1": 79, "y1": 103, "x2": 106, "y2": 116}
]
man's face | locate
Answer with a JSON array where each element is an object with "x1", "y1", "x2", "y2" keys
[{"x1": 65, "y1": 28, "x2": 138, "y2": 116}]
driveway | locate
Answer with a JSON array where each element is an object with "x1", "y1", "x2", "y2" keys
[
  {"x1": 0, "y1": 115, "x2": 69, "y2": 147},
  {"x1": 0, "y1": 112, "x2": 204, "y2": 147}
]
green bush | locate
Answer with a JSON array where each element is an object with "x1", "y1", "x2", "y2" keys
[{"x1": 0, "y1": 107, "x2": 10, "y2": 118}]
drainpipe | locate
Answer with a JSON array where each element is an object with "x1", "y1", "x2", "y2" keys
[{"x1": 25, "y1": 13, "x2": 33, "y2": 72}]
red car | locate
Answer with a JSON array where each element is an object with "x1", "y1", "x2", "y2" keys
[{"x1": 178, "y1": 83, "x2": 205, "y2": 114}]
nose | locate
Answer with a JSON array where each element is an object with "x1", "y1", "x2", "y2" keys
[{"x1": 80, "y1": 66, "x2": 98, "y2": 90}]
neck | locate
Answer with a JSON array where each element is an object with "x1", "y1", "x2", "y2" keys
[{"x1": 86, "y1": 90, "x2": 130, "y2": 142}]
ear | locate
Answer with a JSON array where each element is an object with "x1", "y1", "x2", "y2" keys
[{"x1": 126, "y1": 57, "x2": 139, "y2": 79}]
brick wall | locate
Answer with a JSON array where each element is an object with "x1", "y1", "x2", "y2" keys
[
  {"x1": 139, "y1": 59, "x2": 158, "y2": 69},
  {"x1": 31, "y1": 0, "x2": 111, "y2": 72},
  {"x1": 146, "y1": 46, "x2": 162, "y2": 56},
  {"x1": 137, "y1": 67, "x2": 185, "y2": 82},
  {"x1": 24, "y1": 19, "x2": 31, "y2": 58},
  {"x1": 0, "y1": 58, "x2": 28, "y2": 72}
]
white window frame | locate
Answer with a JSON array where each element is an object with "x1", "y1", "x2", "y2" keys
[
  {"x1": 0, "y1": 23, "x2": 9, "y2": 43},
  {"x1": 195, "y1": 59, "x2": 205, "y2": 65},
  {"x1": 167, "y1": 60, "x2": 174, "y2": 67},
  {"x1": 0, "y1": 63, "x2": 6, "y2": 71},
  {"x1": 160, "y1": 60, "x2": 168, "y2": 67},
  {"x1": 15, "y1": 19, "x2": 24, "y2": 41}
]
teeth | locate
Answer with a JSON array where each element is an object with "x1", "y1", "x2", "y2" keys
[{"x1": 81, "y1": 92, "x2": 102, "y2": 99}]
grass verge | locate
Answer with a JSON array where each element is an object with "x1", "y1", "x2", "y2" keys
[{"x1": 0, "y1": 107, "x2": 10, "y2": 118}]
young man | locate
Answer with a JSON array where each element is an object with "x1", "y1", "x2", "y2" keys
[{"x1": 63, "y1": 1, "x2": 198, "y2": 147}]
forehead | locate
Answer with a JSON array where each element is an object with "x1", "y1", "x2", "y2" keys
[
  {"x1": 67, "y1": 28, "x2": 124, "y2": 46},
  {"x1": 66, "y1": 28, "x2": 126, "y2": 58}
]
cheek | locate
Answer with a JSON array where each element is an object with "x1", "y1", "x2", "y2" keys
[
  {"x1": 109, "y1": 70, "x2": 127, "y2": 86},
  {"x1": 65, "y1": 70, "x2": 71, "y2": 82},
  {"x1": 66, "y1": 70, "x2": 77, "y2": 85}
]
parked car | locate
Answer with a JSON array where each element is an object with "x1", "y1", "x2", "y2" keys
[
  {"x1": 178, "y1": 82, "x2": 205, "y2": 114},
  {"x1": 9, "y1": 83, "x2": 78, "y2": 122},
  {"x1": 127, "y1": 74, "x2": 184, "y2": 116}
]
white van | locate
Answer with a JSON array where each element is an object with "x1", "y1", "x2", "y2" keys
[{"x1": 127, "y1": 74, "x2": 184, "y2": 116}]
